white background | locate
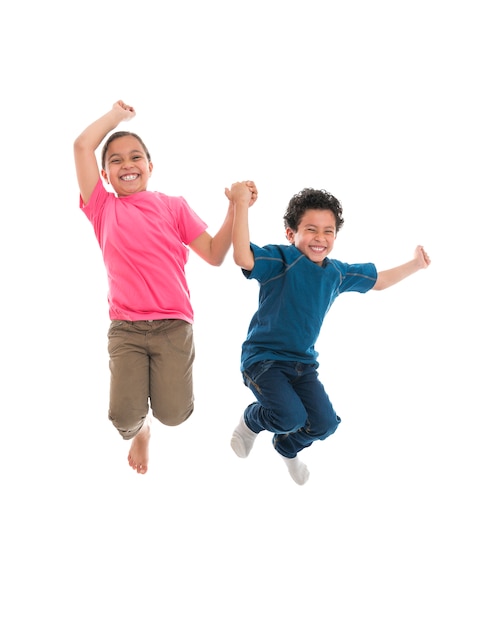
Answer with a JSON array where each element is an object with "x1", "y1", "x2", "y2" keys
[{"x1": 1, "y1": 1, "x2": 476, "y2": 624}]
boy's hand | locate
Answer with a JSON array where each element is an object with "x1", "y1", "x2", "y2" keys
[
  {"x1": 112, "y1": 100, "x2": 136, "y2": 121},
  {"x1": 225, "y1": 180, "x2": 257, "y2": 207},
  {"x1": 415, "y1": 245, "x2": 431, "y2": 269},
  {"x1": 245, "y1": 180, "x2": 258, "y2": 206}
]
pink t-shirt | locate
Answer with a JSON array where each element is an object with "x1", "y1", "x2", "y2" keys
[{"x1": 80, "y1": 180, "x2": 207, "y2": 322}]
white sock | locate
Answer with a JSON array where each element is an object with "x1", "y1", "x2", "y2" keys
[
  {"x1": 281, "y1": 454, "x2": 310, "y2": 485},
  {"x1": 230, "y1": 414, "x2": 258, "y2": 458}
]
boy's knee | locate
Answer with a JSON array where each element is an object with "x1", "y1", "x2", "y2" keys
[
  {"x1": 269, "y1": 410, "x2": 306, "y2": 434},
  {"x1": 309, "y1": 413, "x2": 341, "y2": 440}
]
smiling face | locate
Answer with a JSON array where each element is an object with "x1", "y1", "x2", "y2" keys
[
  {"x1": 286, "y1": 208, "x2": 337, "y2": 265},
  {"x1": 101, "y1": 135, "x2": 153, "y2": 196}
]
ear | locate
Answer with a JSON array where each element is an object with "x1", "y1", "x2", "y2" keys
[
  {"x1": 285, "y1": 227, "x2": 295, "y2": 243},
  {"x1": 101, "y1": 169, "x2": 109, "y2": 184},
  {"x1": 148, "y1": 161, "x2": 154, "y2": 177}
]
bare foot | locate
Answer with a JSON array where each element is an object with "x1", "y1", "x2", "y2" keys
[{"x1": 128, "y1": 419, "x2": 151, "y2": 474}]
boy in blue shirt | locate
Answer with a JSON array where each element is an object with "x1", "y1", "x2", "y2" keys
[{"x1": 227, "y1": 183, "x2": 431, "y2": 485}]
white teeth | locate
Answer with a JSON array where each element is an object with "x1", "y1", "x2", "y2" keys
[{"x1": 121, "y1": 174, "x2": 138, "y2": 181}]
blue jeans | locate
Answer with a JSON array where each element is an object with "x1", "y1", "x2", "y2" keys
[{"x1": 242, "y1": 360, "x2": 341, "y2": 458}]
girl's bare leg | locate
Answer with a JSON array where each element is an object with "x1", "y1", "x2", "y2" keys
[{"x1": 127, "y1": 417, "x2": 151, "y2": 474}]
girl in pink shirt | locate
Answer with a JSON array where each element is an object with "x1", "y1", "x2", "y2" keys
[{"x1": 74, "y1": 100, "x2": 257, "y2": 475}]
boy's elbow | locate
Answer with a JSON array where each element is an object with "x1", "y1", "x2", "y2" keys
[
  {"x1": 233, "y1": 250, "x2": 244, "y2": 267},
  {"x1": 233, "y1": 252, "x2": 253, "y2": 271},
  {"x1": 373, "y1": 276, "x2": 389, "y2": 291}
]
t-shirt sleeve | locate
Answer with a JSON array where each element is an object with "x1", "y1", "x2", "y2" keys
[
  {"x1": 335, "y1": 261, "x2": 378, "y2": 293},
  {"x1": 242, "y1": 243, "x2": 287, "y2": 282},
  {"x1": 175, "y1": 196, "x2": 208, "y2": 244},
  {"x1": 79, "y1": 178, "x2": 108, "y2": 221}
]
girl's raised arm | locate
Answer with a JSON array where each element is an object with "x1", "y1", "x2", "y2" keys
[{"x1": 74, "y1": 100, "x2": 135, "y2": 204}]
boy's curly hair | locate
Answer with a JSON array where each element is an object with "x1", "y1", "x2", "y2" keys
[{"x1": 283, "y1": 188, "x2": 344, "y2": 233}]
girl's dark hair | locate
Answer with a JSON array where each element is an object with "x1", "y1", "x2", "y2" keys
[
  {"x1": 283, "y1": 188, "x2": 344, "y2": 232},
  {"x1": 101, "y1": 131, "x2": 152, "y2": 169}
]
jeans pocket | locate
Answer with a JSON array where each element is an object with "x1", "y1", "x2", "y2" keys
[{"x1": 242, "y1": 360, "x2": 275, "y2": 393}]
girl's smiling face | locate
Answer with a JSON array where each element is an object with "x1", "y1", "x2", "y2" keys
[
  {"x1": 101, "y1": 135, "x2": 153, "y2": 196},
  {"x1": 286, "y1": 208, "x2": 337, "y2": 265}
]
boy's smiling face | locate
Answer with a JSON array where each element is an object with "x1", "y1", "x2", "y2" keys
[
  {"x1": 286, "y1": 208, "x2": 337, "y2": 265},
  {"x1": 101, "y1": 135, "x2": 153, "y2": 197}
]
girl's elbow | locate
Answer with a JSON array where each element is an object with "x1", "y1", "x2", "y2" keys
[
  {"x1": 207, "y1": 249, "x2": 226, "y2": 266},
  {"x1": 74, "y1": 135, "x2": 89, "y2": 153}
]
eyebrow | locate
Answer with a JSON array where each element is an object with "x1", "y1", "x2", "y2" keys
[
  {"x1": 303, "y1": 223, "x2": 335, "y2": 229},
  {"x1": 108, "y1": 149, "x2": 144, "y2": 160}
]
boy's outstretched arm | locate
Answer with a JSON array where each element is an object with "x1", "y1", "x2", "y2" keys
[
  {"x1": 373, "y1": 245, "x2": 431, "y2": 290},
  {"x1": 190, "y1": 181, "x2": 257, "y2": 267},
  {"x1": 73, "y1": 100, "x2": 135, "y2": 205},
  {"x1": 230, "y1": 181, "x2": 256, "y2": 271}
]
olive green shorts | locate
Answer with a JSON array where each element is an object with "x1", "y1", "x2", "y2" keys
[{"x1": 107, "y1": 319, "x2": 195, "y2": 439}]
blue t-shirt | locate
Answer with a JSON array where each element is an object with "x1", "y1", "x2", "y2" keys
[{"x1": 241, "y1": 243, "x2": 377, "y2": 371}]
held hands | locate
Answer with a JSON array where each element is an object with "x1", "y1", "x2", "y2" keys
[
  {"x1": 225, "y1": 180, "x2": 258, "y2": 207},
  {"x1": 415, "y1": 245, "x2": 431, "y2": 269},
  {"x1": 112, "y1": 100, "x2": 136, "y2": 122},
  {"x1": 245, "y1": 180, "x2": 258, "y2": 206}
]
